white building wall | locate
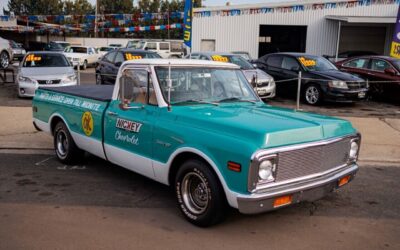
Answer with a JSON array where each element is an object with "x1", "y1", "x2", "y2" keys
[{"x1": 192, "y1": 3, "x2": 398, "y2": 58}]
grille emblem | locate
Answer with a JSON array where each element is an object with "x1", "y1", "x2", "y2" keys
[{"x1": 46, "y1": 80, "x2": 53, "y2": 84}]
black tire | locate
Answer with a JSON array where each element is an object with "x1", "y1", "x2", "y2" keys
[
  {"x1": 175, "y1": 159, "x2": 227, "y2": 227},
  {"x1": 303, "y1": 84, "x2": 323, "y2": 105},
  {"x1": 0, "y1": 51, "x2": 10, "y2": 69},
  {"x1": 53, "y1": 121, "x2": 84, "y2": 164},
  {"x1": 96, "y1": 73, "x2": 103, "y2": 85}
]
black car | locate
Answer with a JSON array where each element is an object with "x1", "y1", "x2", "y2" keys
[
  {"x1": 95, "y1": 49, "x2": 161, "y2": 85},
  {"x1": 254, "y1": 53, "x2": 368, "y2": 105}
]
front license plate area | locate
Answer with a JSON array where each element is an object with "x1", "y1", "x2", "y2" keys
[{"x1": 358, "y1": 92, "x2": 366, "y2": 98}]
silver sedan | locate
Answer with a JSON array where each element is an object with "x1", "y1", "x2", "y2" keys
[{"x1": 17, "y1": 52, "x2": 77, "y2": 97}]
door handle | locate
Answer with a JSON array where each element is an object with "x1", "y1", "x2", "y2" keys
[{"x1": 107, "y1": 111, "x2": 118, "y2": 117}]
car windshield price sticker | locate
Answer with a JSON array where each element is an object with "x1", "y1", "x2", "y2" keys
[
  {"x1": 298, "y1": 57, "x2": 316, "y2": 67},
  {"x1": 211, "y1": 55, "x2": 229, "y2": 62},
  {"x1": 125, "y1": 53, "x2": 143, "y2": 60},
  {"x1": 26, "y1": 54, "x2": 42, "y2": 62}
]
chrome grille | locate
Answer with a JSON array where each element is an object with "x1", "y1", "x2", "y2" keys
[
  {"x1": 276, "y1": 137, "x2": 351, "y2": 182},
  {"x1": 347, "y1": 81, "x2": 367, "y2": 89},
  {"x1": 38, "y1": 79, "x2": 61, "y2": 85}
]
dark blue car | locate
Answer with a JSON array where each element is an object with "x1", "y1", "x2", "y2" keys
[{"x1": 95, "y1": 49, "x2": 161, "y2": 85}]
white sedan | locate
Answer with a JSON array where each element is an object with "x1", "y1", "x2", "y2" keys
[
  {"x1": 17, "y1": 52, "x2": 77, "y2": 97},
  {"x1": 63, "y1": 46, "x2": 101, "y2": 69}
]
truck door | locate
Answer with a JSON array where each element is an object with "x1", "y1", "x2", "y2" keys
[{"x1": 103, "y1": 67, "x2": 157, "y2": 179}]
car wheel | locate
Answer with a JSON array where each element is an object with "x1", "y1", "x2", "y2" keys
[
  {"x1": 81, "y1": 60, "x2": 87, "y2": 70},
  {"x1": 53, "y1": 121, "x2": 84, "y2": 164},
  {"x1": 0, "y1": 51, "x2": 10, "y2": 69},
  {"x1": 96, "y1": 73, "x2": 103, "y2": 85},
  {"x1": 175, "y1": 159, "x2": 227, "y2": 227},
  {"x1": 304, "y1": 84, "x2": 322, "y2": 105}
]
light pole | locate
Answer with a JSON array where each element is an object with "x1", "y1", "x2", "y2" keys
[{"x1": 94, "y1": 0, "x2": 98, "y2": 38}]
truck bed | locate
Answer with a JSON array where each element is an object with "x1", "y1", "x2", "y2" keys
[{"x1": 40, "y1": 85, "x2": 114, "y2": 102}]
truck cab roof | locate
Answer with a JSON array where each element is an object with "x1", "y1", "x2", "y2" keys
[{"x1": 121, "y1": 58, "x2": 240, "y2": 69}]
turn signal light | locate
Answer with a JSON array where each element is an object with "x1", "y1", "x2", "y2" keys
[
  {"x1": 338, "y1": 175, "x2": 351, "y2": 187},
  {"x1": 273, "y1": 195, "x2": 292, "y2": 208},
  {"x1": 227, "y1": 161, "x2": 241, "y2": 172}
]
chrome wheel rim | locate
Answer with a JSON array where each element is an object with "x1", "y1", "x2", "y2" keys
[
  {"x1": 305, "y1": 86, "x2": 319, "y2": 104},
  {"x1": 0, "y1": 52, "x2": 9, "y2": 68},
  {"x1": 56, "y1": 131, "x2": 68, "y2": 157},
  {"x1": 181, "y1": 172, "x2": 209, "y2": 215}
]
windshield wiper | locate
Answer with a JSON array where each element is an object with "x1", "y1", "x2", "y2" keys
[
  {"x1": 218, "y1": 97, "x2": 257, "y2": 104},
  {"x1": 173, "y1": 99, "x2": 220, "y2": 106}
]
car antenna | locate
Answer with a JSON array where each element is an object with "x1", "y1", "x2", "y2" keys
[{"x1": 167, "y1": 61, "x2": 172, "y2": 112}]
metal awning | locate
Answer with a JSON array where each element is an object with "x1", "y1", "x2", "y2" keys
[{"x1": 325, "y1": 15, "x2": 396, "y2": 24}]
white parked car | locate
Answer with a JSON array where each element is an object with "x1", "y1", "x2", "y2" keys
[
  {"x1": 136, "y1": 40, "x2": 184, "y2": 58},
  {"x1": 17, "y1": 52, "x2": 77, "y2": 97},
  {"x1": 63, "y1": 46, "x2": 100, "y2": 69},
  {"x1": 0, "y1": 37, "x2": 13, "y2": 68}
]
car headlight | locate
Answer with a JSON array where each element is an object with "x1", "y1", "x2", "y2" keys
[
  {"x1": 61, "y1": 74, "x2": 77, "y2": 83},
  {"x1": 328, "y1": 80, "x2": 348, "y2": 89},
  {"x1": 349, "y1": 139, "x2": 360, "y2": 162},
  {"x1": 18, "y1": 75, "x2": 35, "y2": 84},
  {"x1": 258, "y1": 157, "x2": 277, "y2": 182}
]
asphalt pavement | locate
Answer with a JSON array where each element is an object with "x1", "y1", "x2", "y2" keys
[{"x1": 0, "y1": 153, "x2": 399, "y2": 249}]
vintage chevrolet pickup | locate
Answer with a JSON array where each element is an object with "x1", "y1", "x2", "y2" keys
[{"x1": 32, "y1": 59, "x2": 360, "y2": 227}]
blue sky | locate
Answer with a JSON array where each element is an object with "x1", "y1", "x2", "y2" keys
[{"x1": 1, "y1": 1, "x2": 280, "y2": 15}]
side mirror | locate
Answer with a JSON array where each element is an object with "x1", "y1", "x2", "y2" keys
[
  {"x1": 144, "y1": 47, "x2": 149, "y2": 51},
  {"x1": 115, "y1": 61, "x2": 122, "y2": 67},
  {"x1": 291, "y1": 66, "x2": 300, "y2": 71},
  {"x1": 384, "y1": 68, "x2": 396, "y2": 76}
]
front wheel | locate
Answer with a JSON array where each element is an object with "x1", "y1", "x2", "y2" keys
[
  {"x1": 0, "y1": 51, "x2": 10, "y2": 69},
  {"x1": 175, "y1": 159, "x2": 227, "y2": 227},
  {"x1": 53, "y1": 121, "x2": 84, "y2": 164},
  {"x1": 81, "y1": 60, "x2": 87, "y2": 70},
  {"x1": 303, "y1": 84, "x2": 323, "y2": 105}
]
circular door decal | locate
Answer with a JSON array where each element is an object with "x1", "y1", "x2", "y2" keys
[{"x1": 81, "y1": 111, "x2": 94, "y2": 136}]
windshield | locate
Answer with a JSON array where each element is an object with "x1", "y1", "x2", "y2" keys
[
  {"x1": 212, "y1": 55, "x2": 254, "y2": 70},
  {"x1": 64, "y1": 47, "x2": 87, "y2": 53},
  {"x1": 100, "y1": 47, "x2": 114, "y2": 52},
  {"x1": 297, "y1": 56, "x2": 337, "y2": 71},
  {"x1": 391, "y1": 59, "x2": 400, "y2": 71},
  {"x1": 23, "y1": 54, "x2": 70, "y2": 67},
  {"x1": 136, "y1": 41, "x2": 146, "y2": 49},
  {"x1": 233, "y1": 53, "x2": 250, "y2": 61},
  {"x1": 127, "y1": 41, "x2": 139, "y2": 48},
  {"x1": 155, "y1": 67, "x2": 258, "y2": 105}
]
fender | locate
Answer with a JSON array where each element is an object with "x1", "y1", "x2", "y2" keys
[{"x1": 153, "y1": 147, "x2": 240, "y2": 208}]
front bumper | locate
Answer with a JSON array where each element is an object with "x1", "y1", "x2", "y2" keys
[
  {"x1": 324, "y1": 87, "x2": 368, "y2": 103},
  {"x1": 255, "y1": 83, "x2": 276, "y2": 99},
  {"x1": 18, "y1": 81, "x2": 77, "y2": 97},
  {"x1": 237, "y1": 163, "x2": 358, "y2": 214}
]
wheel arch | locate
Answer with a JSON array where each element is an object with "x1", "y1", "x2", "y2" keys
[
  {"x1": 166, "y1": 147, "x2": 239, "y2": 208},
  {"x1": 49, "y1": 113, "x2": 71, "y2": 135}
]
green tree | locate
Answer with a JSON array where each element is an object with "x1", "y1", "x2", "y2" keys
[
  {"x1": 6, "y1": 0, "x2": 64, "y2": 15},
  {"x1": 98, "y1": 0, "x2": 134, "y2": 14}
]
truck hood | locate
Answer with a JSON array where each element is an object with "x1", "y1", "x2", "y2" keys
[
  {"x1": 173, "y1": 103, "x2": 355, "y2": 149},
  {"x1": 63, "y1": 52, "x2": 87, "y2": 59},
  {"x1": 310, "y1": 70, "x2": 363, "y2": 81}
]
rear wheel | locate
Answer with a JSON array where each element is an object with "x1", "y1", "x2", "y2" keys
[
  {"x1": 175, "y1": 159, "x2": 227, "y2": 227},
  {"x1": 303, "y1": 84, "x2": 322, "y2": 105},
  {"x1": 53, "y1": 121, "x2": 84, "y2": 164},
  {"x1": 0, "y1": 51, "x2": 10, "y2": 69}
]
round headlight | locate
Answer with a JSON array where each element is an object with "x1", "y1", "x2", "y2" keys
[
  {"x1": 258, "y1": 160, "x2": 274, "y2": 181},
  {"x1": 349, "y1": 141, "x2": 359, "y2": 159}
]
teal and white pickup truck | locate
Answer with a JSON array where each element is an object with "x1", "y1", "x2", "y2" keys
[{"x1": 32, "y1": 59, "x2": 360, "y2": 227}]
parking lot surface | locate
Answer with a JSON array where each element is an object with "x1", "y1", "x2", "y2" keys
[{"x1": 0, "y1": 153, "x2": 399, "y2": 249}]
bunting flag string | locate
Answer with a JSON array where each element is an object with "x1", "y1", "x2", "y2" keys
[
  {"x1": 0, "y1": 23, "x2": 184, "y2": 34},
  {"x1": 195, "y1": 0, "x2": 400, "y2": 17}
]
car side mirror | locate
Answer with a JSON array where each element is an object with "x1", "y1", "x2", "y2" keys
[
  {"x1": 115, "y1": 61, "x2": 122, "y2": 67},
  {"x1": 144, "y1": 47, "x2": 149, "y2": 51},
  {"x1": 384, "y1": 68, "x2": 396, "y2": 76},
  {"x1": 291, "y1": 66, "x2": 300, "y2": 71}
]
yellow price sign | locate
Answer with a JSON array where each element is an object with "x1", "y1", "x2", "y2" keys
[
  {"x1": 211, "y1": 55, "x2": 229, "y2": 62},
  {"x1": 298, "y1": 57, "x2": 316, "y2": 67},
  {"x1": 125, "y1": 53, "x2": 143, "y2": 61},
  {"x1": 26, "y1": 54, "x2": 42, "y2": 62},
  {"x1": 390, "y1": 41, "x2": 400, "y2": 59}
]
